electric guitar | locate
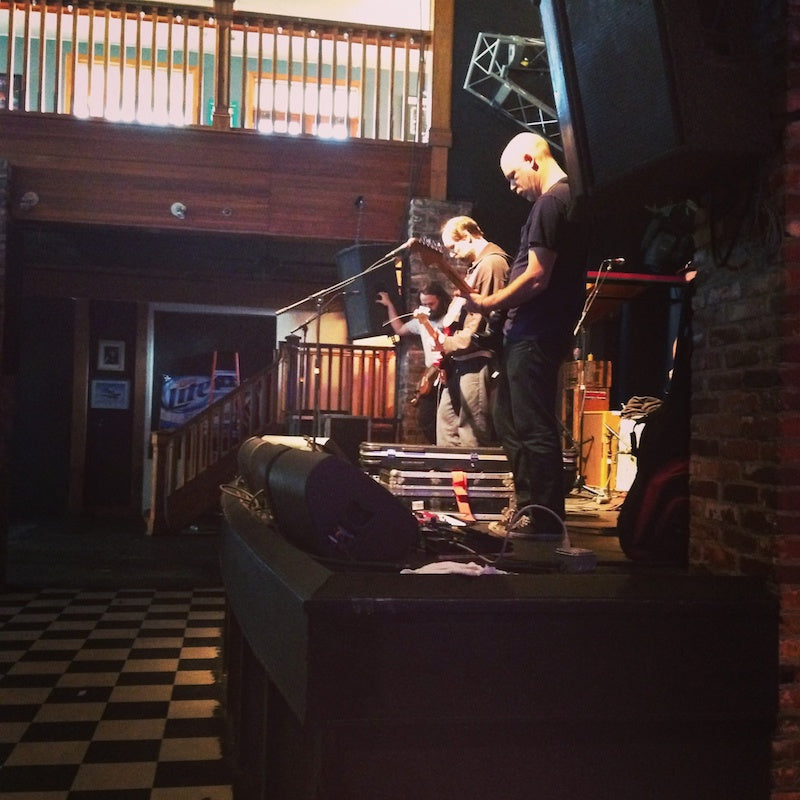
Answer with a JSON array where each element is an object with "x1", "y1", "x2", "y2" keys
[
  {"x1": 411, "y1": 237, "x2": 506, "y2": 357},
  {"x1": 409, "y1": 237, "x2": 474, "y2": 295},
  {"x1": 413, "y1": 309, "x2": 451, "y2": 385},
  {"x1": 410, "y1": 363, "x2": 440, "y2": 406},
  {"x1": 472, "y1": 309, "x2": 507, "y2": 356}
]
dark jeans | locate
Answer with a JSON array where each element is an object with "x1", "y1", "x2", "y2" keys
[{"x1": 493, "y1": 335, "x2": 570, "y2": 525}]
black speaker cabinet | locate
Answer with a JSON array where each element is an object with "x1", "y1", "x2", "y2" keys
[
  {"x1": 539, "y1": 0, "x2": 770, "y2": 213},
  {"x1": 237, "y1": 437, "x2": 418, "y2": 562},
  {"x1": 335, "y1": 243, "x2": 405, "y2": 340}
]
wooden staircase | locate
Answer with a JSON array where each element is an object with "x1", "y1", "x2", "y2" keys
[{"x1": 147, "y1": 338, "x2": 398, "y2": 534}]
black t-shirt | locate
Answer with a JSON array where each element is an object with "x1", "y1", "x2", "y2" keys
[{"x1": 504, "y1": 179, "x2": 587, "y2": 341}]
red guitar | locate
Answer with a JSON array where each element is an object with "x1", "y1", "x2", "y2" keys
[
  {"x1": 413, "y1": 308, "x2": 451, "y2": 386},
  {"x1": 411, "y1": 237, "x2": 506, "y2": 358}
]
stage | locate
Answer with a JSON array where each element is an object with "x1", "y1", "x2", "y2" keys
[{"x1": 219, "y1": 474, "x2": 777, "y2": 800}]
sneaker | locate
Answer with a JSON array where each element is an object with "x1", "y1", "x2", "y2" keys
[
  {"x1": 487, "y1": 504, "x2": 517, "y2": 537},
  {"x1": 487, "y1": 509, "x2": 528, "y2": 539},
  {"x1": 507, "y1": 516, "x2": 563, "y2": 541},
  {"x1": 488, "y1": 512, "x2": 531, "y2": 538},
  {"x1": 487, "y1": 512, "x2": 563, "y2": 541}
]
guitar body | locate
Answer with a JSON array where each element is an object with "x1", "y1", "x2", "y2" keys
[
  {"x1": 410, "y1": 364, "x2": 440, "y2": 405},
  {"x1": 412, "y1": 311, "x2": 451, "y2": 394}
]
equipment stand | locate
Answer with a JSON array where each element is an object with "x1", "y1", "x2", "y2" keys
[
  {"x1": 569, "y1": 334, "x2": 606, "y2": 500},
  {"x1": 569, "y1": 260, "x2": 615, "y2": 499}
]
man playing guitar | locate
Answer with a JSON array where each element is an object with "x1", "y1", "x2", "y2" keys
[
  {"x1": 376, "y1": 281, "x2": 451, "y2": 444},
  {"x1": 434, "y1": 216, "x2": 510, "y2": 447}
]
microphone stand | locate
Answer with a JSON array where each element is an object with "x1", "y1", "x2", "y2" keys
[
  {"x1": 275, "y1": 247, "x2": 406, "y2": 442},
  {"x1": 570, "y1": 259, "x2": 616, "y2": 499},
  {"x1": 284, "y1": 294, "x2": 340, "y2": 445}
]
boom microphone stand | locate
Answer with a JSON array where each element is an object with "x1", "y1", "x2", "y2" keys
[{"x1": 276, "y1": 241, "x2": 411, "y2": 441}]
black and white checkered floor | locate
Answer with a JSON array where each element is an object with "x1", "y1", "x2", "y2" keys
[{"x1": 0, "y1": 586, "x2": 233, "y2": 799}]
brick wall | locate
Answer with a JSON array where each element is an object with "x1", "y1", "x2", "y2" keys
[{"x1": 689, "y1": 3, "x2": 797, "y2": 796}]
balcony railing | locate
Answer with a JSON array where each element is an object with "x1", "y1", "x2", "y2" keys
[
  {"x1": 279, "y1": 335, "x2": 397, "y2": 422},
  {"x1": 0, "y1": 1, "x2": 432, "y2": 142}
]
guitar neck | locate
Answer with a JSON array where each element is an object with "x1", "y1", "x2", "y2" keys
[
  {"x1": 415, "y1": 314, "x2": 441, "y2": 343},
  {"x1": 410, "y1": 239, "x2": 474, "y2": 295}
]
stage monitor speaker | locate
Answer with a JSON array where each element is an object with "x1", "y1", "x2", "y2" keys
[
  {"x1": 538, "y1": 0, "x2": 769, "y2": 214},
  {"x1": 335, "y1": 243, "x2": 405, "y2": 340},
  {"x1": 238, "y1": 434, "x2": 349, "y2": 482},
  {"x1": 267, "y1": 446, "x2": 418, "y2": 562},
  {"x1": 237, "y1": 435, "x2": 299, "y2": 494}
]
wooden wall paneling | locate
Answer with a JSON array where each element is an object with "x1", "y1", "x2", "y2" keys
[{"x1": 1, "y1": 115, "x2": 431, "y2": 242}]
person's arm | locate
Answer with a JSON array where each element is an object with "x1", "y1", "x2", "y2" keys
[
  {"x1": 376, "y1": 291, "x2": 411, "y2": 336},
  {"x1": 441, "y1": 252, "x2": 508, "y2": 353},
  {"x1": 463, "y1": 246, "x2": 556, "y2": 313}
]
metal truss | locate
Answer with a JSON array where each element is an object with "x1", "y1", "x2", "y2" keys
[{"x1": 463, "y1": 32, "x2": 562, "y2": 152}]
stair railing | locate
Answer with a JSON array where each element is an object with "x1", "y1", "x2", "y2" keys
[{"x1": 147, "y1": 338, "x2": 397, "y2": 534}]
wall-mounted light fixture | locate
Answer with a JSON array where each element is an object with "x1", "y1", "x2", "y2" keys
[
  {"x1": 170, "y1": 202, "x2": 187, "y2": 219},
  {"x1": 19, "y1": 191, "x2": 40, "y2": 211}
]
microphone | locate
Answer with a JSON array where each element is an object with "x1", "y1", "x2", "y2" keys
[
  {"x1": 602, "y1": 257, "x2": 625, "y2": 267},
  {"x1": 384, "y1": 237, "x2": 415, "y2": 259}
]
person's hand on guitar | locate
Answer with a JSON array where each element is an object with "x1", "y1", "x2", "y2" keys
[
  {"x1": 413, "y1": 306, "x2": 444, "y2": 351},
  {"x1": 455, "y1": 288, "x2": 489, "y2": 315}
]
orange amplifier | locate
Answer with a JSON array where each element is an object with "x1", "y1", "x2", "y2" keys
[{"x1": 559, "y1": 360, "x2": 613, "y2": 450}]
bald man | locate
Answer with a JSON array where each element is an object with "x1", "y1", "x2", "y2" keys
[{"x1": 463, "y1": 132, "x2": 587, "y2": 538}]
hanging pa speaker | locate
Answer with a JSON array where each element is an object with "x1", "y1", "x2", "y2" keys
[
  {"x1": 538, "y1": 0, "x2": 770, "y2": 214},
  {"x1": 335, "y1": 243, "x2": 405, "y2": 340}
]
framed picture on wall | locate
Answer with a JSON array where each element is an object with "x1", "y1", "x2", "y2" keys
[
  {"x1": 91, "y1": 379, "x2": 130, "y2": 410},
  {"x1": 98, "y1": 339, "x2": 125, "y2": 371}
]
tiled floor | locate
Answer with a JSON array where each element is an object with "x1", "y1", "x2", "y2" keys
[
  {"x1": 0, "y1": 494, "x2": 624, "y2": 799},
  {"x1": 0, "y1": 586, "x2": 234, "y2": 800}
]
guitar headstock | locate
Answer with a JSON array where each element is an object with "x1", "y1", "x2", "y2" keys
[
  {"x1": 412, "y1": 307, "x2": 431, "y2": 322},
  {"x1": 409, "y1": 237, "x2": 473, "y2": 295},
  {"x1": 414, "y1": 235, "x2": 447, "y2": 258}
]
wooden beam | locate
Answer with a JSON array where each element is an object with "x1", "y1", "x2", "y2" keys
[{"x1": 429, "y1": 0, "x2": 454, "y2": 200}]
